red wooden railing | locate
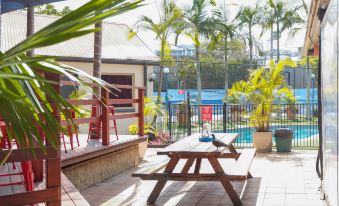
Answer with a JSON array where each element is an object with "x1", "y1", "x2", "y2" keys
[
  {"x1": 60, "y1": 80, "x2": 145, "y2": 146},
  {"x1": 0, "y1": 77, "x2": 145, "y2": 206}
]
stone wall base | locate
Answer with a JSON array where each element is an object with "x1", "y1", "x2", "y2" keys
[{"x1": 62, "y1": 145, "x2": 139, "y2": 191}]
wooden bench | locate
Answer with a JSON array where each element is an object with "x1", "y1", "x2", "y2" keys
[
  {"x1": 229, "y1": 148, "x2": 256, "y2": 180},
  {"x1": 133, "y1": 148, "x2": 256, "y2": 182},
  {"x1": 132, "y1": 161, "x2": 168, "y2": 179}
]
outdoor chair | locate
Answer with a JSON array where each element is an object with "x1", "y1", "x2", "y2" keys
[
  {"x1": 0, "y1": 121, "x2": 34, "y2": 195},
  {"x1": 87, "y1": 105, "x2": 118, "y2": 141},
  {"x1": 61, "y1": 109, "x2": 80, "y2": 152}
]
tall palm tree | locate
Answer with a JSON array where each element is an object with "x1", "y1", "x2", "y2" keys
[
  {"x1": 130, "y1": 0, "x2": 182, "y2": 103},
  {"x1": 27, "y1": 7, "x2": 35, "y2": 57},
  {"x1": 178, "y1": 0, "x2": 216, "y2": 104},
  {"x1": 236, "y1": 5, "x2": 261, "y2": 66},
  {"x1": 209, "y1": 4, "x2": 237, "y2": 97},
  {"x1": 0, "y1": 0, "x2": 144, "y2": 158},
  {"x1": 268, "y1": 0, "x2": 306, "y2": 61},
  {"x1": 93, "y1": 21, "x2": 102, "y2": 97},
  {"x1": 259, "y1": 5, "x2": 275, "y2": 60}
]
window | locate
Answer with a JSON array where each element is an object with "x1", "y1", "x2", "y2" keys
[{"x1": 102, "y1": 75, "x2": 133, "y2": 108}]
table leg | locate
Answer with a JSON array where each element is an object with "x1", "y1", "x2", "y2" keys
[
  {"x1": 208, "y1": 156, "x2": 242, "y2": 206},
  {"x1": 228, "y1": 144, "x2": 239, "y2": 160},
  {"x1": 182, "y1": 158, "x2": 195, "y2": 174},
  {"x1": 194, "y1": 158, "x2": 201, "y2": 174},
  {"x1": 147, "y1": 154, "x2": 179, "y2": 203}
]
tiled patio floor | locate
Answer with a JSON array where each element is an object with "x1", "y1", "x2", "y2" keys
[{"x1": 82, "y1": 148, "x2": 326, "y2": 206}]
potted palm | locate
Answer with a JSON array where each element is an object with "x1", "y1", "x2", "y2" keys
[{"x1": 229, "y1": 59, "x2": 297, "y2": 152}]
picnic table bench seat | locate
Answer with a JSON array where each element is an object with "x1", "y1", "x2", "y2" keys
[{"x1": 133, "y1": 148, "x2": 256, "y2": 182}]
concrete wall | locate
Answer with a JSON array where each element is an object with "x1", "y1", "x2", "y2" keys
[{"x1": 59, "y1": 61, "x2": 154, "y2": 134}]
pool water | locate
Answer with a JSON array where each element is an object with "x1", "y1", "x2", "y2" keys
[
  {"x1": 226, "y1": 125, "x2": 319, "y2": 143},
  {"x1": 157, "y1": 88, "x2": 318, "y2": 104}
]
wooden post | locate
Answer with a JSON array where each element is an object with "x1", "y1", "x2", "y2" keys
[
  {"x1": 44, "y1": 72, "x2": 61, "y2": 206},
  {"x1": 138, "y1": 89, "x2": 144, "y2": 137},
  {"x1": 101, "y1": 89, "x2": 110, "y2": 146}
]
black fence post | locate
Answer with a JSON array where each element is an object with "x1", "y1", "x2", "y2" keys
[
  {"x1": 223, "y1": 101, "x2": 227, "y2": 133},
  {"x1": 187, "y1": 92, "x2": 192, "y2": 136},
  {"x1": 168, "y1": 101, "x2": 172, "y2": 138}
]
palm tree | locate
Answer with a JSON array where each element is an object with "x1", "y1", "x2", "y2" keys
[
  {"x1": 209, "y1": 4, "x2": 237, "y2": 96},
  {"x1": 27, "y1": 7, "x2": 34, "y2": 57},
  {"x1": 0, "y1": 0, "x2": 144, "y2": 158},
  {"x1": 268, "y1": 0, "x2": 306, "y2": 61},
  {"x1": 130, "y1": 0, "x2": 182, "y2": 103},
  {"x1": 93, "y1": 21, "x2": 102, "y2": 97},
  {"x1": 178, "y1": 0, "x2": 216, "y2": 104},
  {"x1": 236, "y1": 5, "x2": 261, "y2": 66},
  {"x1": 260, "y1": 5, "x2": 275, "y2": 60}
]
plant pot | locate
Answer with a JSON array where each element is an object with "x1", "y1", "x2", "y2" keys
[
  {"x1": 275, "y1": 137, "x2": 292, "y2": 152},
  {"x1": 177, "y1": 112, "x2": 187, "y2": 127},
  {"x1": 253, "y1": 131, "x2": 273, "y2": 152},
  {"x1": 286, "y1": 110, "x2": 297, "y2": 120},
  {"x1": 274, "y1": 128, "x2": 293, "y2": 152},
  {"x1": 231, "y1": 111, "x2": 242, "y2": 122}
]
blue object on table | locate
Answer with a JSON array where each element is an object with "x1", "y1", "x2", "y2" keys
[{"x1": 199, "y1": 136, "x2": 215, "y2": 142}]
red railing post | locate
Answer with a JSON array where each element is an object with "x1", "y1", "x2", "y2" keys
[
  {"x1": 44, "y1": 72, "x2": 61, "y2": 206},
  {"x1": 138, "y1": 88, "x2": 144, "y2": 137},
  {"x1": 101, "y1": 89, "x2": 110, "y2": 146}
]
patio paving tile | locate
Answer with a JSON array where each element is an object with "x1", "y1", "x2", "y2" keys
[{"x1": 81, "y1": 148, "x2": 326, "y2": 206}]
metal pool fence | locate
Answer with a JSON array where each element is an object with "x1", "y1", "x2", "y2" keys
[{"x1": 164, "y1": 102, "x2": 319, "y2": 149}]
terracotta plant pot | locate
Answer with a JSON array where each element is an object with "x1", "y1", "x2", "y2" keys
[
  {"x1": 231, "y1": 111, "x2": 242, "y2": 122},
  {"x1": 286, "y1": 106, "x2": 298, "y2": 120},
  {"x1": 253, "y1": 131, "x2": 273, "y2": 152},
  {"x1": 177, "y1": 112, "x2": 187, "y2": 127}
]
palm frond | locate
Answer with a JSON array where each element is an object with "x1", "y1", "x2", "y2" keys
[{"x1": 0, "y1": 0, "x2": 144, "y2": 159}]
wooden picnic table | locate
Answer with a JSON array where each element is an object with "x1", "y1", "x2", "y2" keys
[{"x1": 133, "y1": 133, "x2": 256, "y2": 206}]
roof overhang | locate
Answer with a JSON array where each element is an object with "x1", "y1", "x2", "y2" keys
[
  {"x1": 57, "y1": 56, "x2": 160, "y2": 66},
  {"x1": 1, "y1": 0, "x2": 66, "y2": 14},
  {"x1": 303, "y1": 0, "x2": 331, "y2": 56}
]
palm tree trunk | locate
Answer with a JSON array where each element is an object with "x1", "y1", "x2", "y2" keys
[
  {"x1": 270, "y1": 24, "x2": 273, "y2": 60},
  {"x1": 276, "y1": 20, "x2": 280, "y2": 62},
  {"x1": 27, "y1": 7, "x2": 34, "y2": 57},
  {"x1": 195, "y1": 45, "x2": 202, "y2": 104},
  {"x1": 224, "y1": 34, "x2": 229, "y2": 96},
  {"x1": 157, "y1": 41, "x2": 165, "y2": 104},
  {"x1": 93, "y1": 21, "x2": 102, "y2": 97},
  {"x1": 249, "y1": 23, "x2": 253, "y2": 68},
  {"x1": 91, "y1": 21, "x2": 102, "y2": 139}
]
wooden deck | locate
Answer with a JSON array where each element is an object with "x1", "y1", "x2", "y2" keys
[
  {"x1": 0, "y1": 134, "x2": 146, "y2": 205},
  {"x1": 0, "y1": 162, "x2": 90, "y2": 206},
  {"x1": 61, "y1": 134, "x2": 146, "y2": 167}
]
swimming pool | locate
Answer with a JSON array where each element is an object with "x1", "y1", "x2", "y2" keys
[
  {"x1": 156, "y1": 88, "x2": 318, "y2": 104},
  {"x1": 226, "y1": 125, "x2": 319, "y2": 144}
]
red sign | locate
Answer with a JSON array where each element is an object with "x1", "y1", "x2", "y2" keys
[
  {"x1": 201, "y1": 106, "x2": 212, "y2": 121},
  {"x1": 178, "y1": 90, "x2": 185, "y2": 95}
]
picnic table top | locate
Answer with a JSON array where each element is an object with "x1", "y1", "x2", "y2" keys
[{"x1": 157, "y1": 133, "x2": 239, "y2": 155}]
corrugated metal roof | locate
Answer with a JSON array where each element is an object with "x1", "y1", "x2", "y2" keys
[
  {"x1": 1, "y1": 0, "x2": 65, "y2": 14},
  {"x1": 1, "y1": 11, "x2": 159, "y2": 62}
]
